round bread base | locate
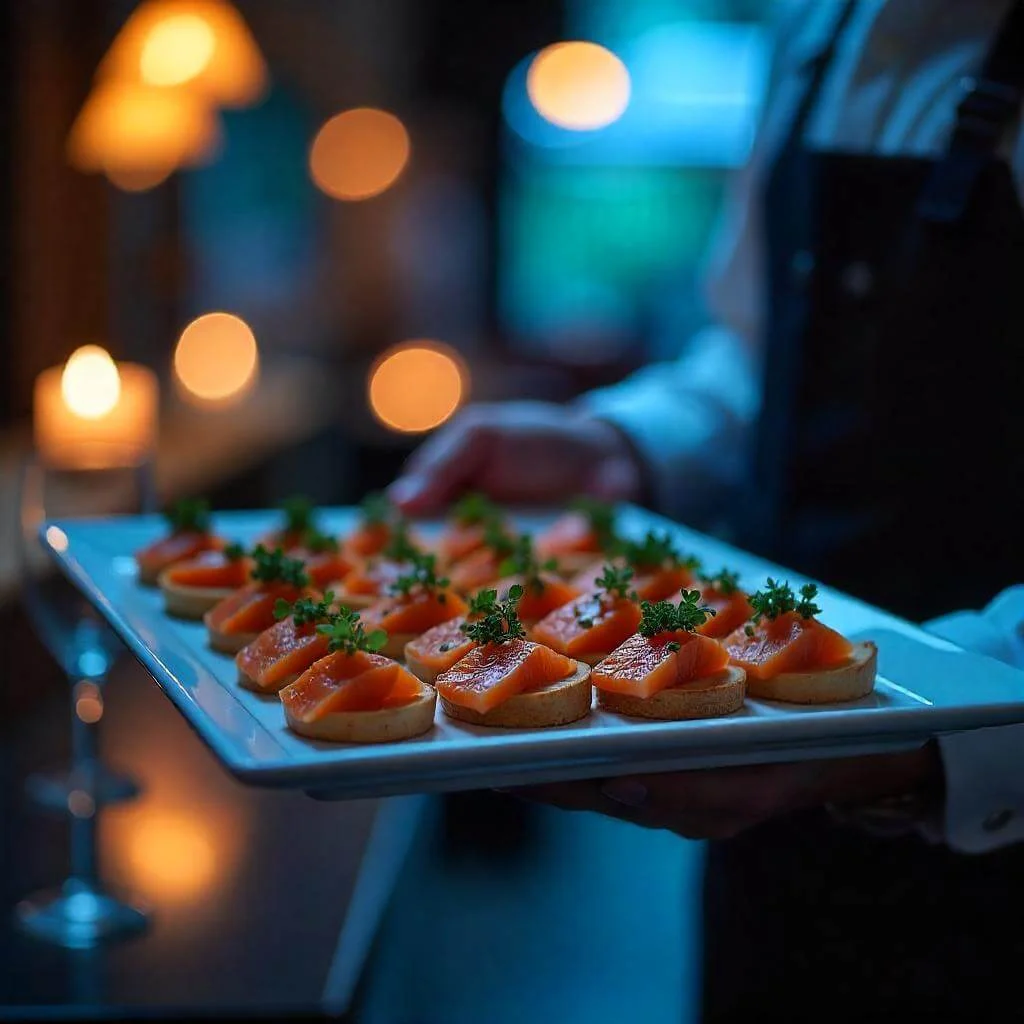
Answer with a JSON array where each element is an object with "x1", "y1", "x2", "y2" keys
[
  {"x1": 378, "y1": 631, "x2": 417, "y2": 661},
  {"x1": 237, "y1": 666, "x2": 303, "y2": 695},
  {"x1": 597, "y1": 666, "x2": 746, "y2": 721},
  {"x1": 205, "y1": 621, "x2": 260, "y2": 655},
  {"x1": 745, "y1": 642, "x2": 877, "y2": 704},
  {"x1": 158, "y1": 572, "x2": 237, "y2": 620},
  {"x1": 284, "y1": 683, "x2": 437, "y2": 743},
  {"x1": 403, "y1": 647, "x2": 443, "y2": 686},
  {"x1": 138, "y1": 565, "x2": 160, "y2": 587},
  {"x1": 440, "y1": 661, "x2": 592, "y2": 728}
]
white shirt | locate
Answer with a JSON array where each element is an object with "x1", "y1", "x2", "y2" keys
[{"x1": 584, "y1": 0, "x2": 1024, "y2": 853}]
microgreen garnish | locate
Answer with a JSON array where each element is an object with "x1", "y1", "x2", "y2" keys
[
  {"x1": 280, "y1": 495, "x2": 317, "y2": 535},
  {"x1": 638, "y1": 589, "x2": 715, "y2": 637},
  {"x1": 164, "y1": 497, "x2": 211, "y2": 534},
  {"x1": 223, "y1": 542, "x2": 246, "y2": 562},
  {"x1": 618, "y1": 531, "x2": 698, "y2": 572},
  {"x1": 462, "y1": 584, "x2": 526, "y2": 645},
  {"x1": 595, "y1": 563, "x2": 635, "y2": 601},
  {"x1": 387, "y1": 552, "x2": 449, "y2": 598},
  {"x1": 250, "y1": 545, "x2": 309, "y2": 588},
  {"x1": 700, "y1": 568, "x2": 741, "y2": 596},
  {"x1": 301, "y1": 528, "x2": 339, "y2": 554},
  {"x1": 467, "y1": 588, "x2": 500, "y2": 617},
  {"x1": 748, "y1": 578, "x2": 821, "y2": 623},
  {"x1": 316, "y1": 607, "x2": 387, "y2": 656},
  {"x1": 482, "y1": 518, "x2": 517, "y2": 559},
  {"x1": 570, "y1": 496, "x2": 619, "y2": 551},
  {"x1": 275, "y1": 591, "x2": 335, "y2": 626},
  {"x1": 382, "y1": 519, "x2": 421, "y2": 562},
  {"x1": 360, "y1": 492, "x2": 392, "y2": 526},
  {"x1": 452, "y1": 492, "x2": 499, "y2": 526},
  {"x1": 497, "y1": 535, "x2": 555, "y2": 593}
]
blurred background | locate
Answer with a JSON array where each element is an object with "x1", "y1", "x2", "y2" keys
[{"x1": 1, "y1": 1, "x2": 777, "y2": 1020}]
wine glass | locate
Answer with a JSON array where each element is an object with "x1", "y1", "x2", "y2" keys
[{"x1": 14, "y1": 454, "x2": 155, "y2": 947}]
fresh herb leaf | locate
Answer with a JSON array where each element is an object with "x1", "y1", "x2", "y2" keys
[
  {"x1": 382, "y1": 519, "x2": 422, "y2": 562},
  {"x1": 280, "y1": 495, "x2": 317, "y2": 535},
  {"x1": 482, "y1": 518, "x2": 516, "y2": 559},
  {"x1": 748, "y1": 578, "x2": 821, "y2": 623},
  {"x1": 666, "y1": 641, "x2": 681, "y2": 652},
  {"x1": 595, "y1": 563, "x2": 635, "y2": 601},
  {"x1": 223, "y1": 542, "x2": 246, "y2": 562},
  {"x1": 164, "y1": 497, "x2": 211, "y2": 534},
  {"x1": 619, "y1": 531, "x2": 691, "y2": 571},
  {"x1": 638, "y1": 589, "x2": 715, "y2": 637},
  {"x1": 462, "y1": 584, "x2": 526, "y2": 645},
  {"x1": 316, "y1": 607, "x2": 388, "y2": 656},
  {"x1": 360, "y1": 492, "x2": 392, "y2": 526},
  {"x1": 497, "y1": 535, "x2": 549, "y2": 593},
  {"x1": 387, "y1": 552, "x2": 449, "y2": 598},
  {"x1": 452, "y1": 492, "x2": 498, "y2": 526},
  {"x1": 284, "y1": 591, "x2": 336, "y2": 627},
  {"x1": 250, "y1": 545, "x2": 309, "y2": 587},
  {"x1": 569, "y1": 496, "x2": 619, "y2": 551},
  {"x1": 301, "y1": 528, "x2": 339, "y2": 553},
  {"x1": 467, "y1": 588, "x2": 500, "y2": 617},
  {"x1": 699, "y1": 568, "x2": 741, "y2": 596}
]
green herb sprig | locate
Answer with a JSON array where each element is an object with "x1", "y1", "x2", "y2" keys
[
  {"x1": 301, "y1": 528, "x2": 339, "y2": 554},
  {"x1": 381, "y1": 519, "x2": 422, "y2": 562},
  {"x1": 570, "y1": 496, "x2": 619, "y2": 552},
  {"x1": 452, "y1": 492, "x2": 499, "y2": 526},
  {"x1": 462, "y1": 584, "x2": 526, "y2": 645},
  {"x1": 388, "y1": 552, "x2": 449, "y2": 599},
  {"x1": 595, "y1": 563, "x2": 635, "y2": 601},
  {"x1": 497, "y1": 535, "x2": 557, "y2": 592},
  {"x1": 360, "y1": 491, "x2": 392, "y2": 526},
  {"x1": 223, "y1": 542, "x2": 246, "y2": 562},
  {"x1": 275, "y1": 591, "x2": 336, "y2": 626},
  {"x1": 482, "y1": 518, "x2": 517, "y2": 560},
  {"x1": 618, "y1": 531, "x2": 699, "y2": 572},
  {"x1": 250, "y1": 545, "x2": 309, "y2": 588},
  {"x1": 165, "y1": 497, "x2": 211, "y2": 534},
  {"x1": 700, "y1": 568, "x2": 741, "y2": 596},
  {"x1": 638, "y1": 589, "x2": 715, "y2": 638},
  {"x1": 466, "y1": 588, "x2": 500, "y2": 617},
  {"x1": 748, "y1": 578, "x2": 821, "y2": 625},
  {"x1": 280, "y1": 495, "x2": 317, "y2": 536},
  {"x1": 316, "y1": 607, "x2": 387, "y2": 656}
]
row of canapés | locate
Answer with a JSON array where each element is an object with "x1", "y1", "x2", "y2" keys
[{"x1": 133, "y1": 494, "x2": 877, "y2": 744}]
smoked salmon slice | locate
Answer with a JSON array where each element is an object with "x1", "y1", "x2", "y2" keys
[
  {"x1": 593, "y1": 630, "x2": 730, "y2": 700},
  {"x1": 206, "y1": 582, "x2": 305, "y2": 636},
  {"x1": 447, "y1": 546, "x2": 505, "y2": 593},
  {"x1": 530, "y1": 594, "x2": 641, "y2": 657},
  {"x1": 697, "y1": 584, "x2": 754, "y2": 639},
  {"x1": 404, "y1": 617, "x2": 475, "y2": 674},
  {"x1": 292, "y1": 547, "x2": 354, "y2": 589},
  {"x1": 434, "y1": 640, "x2": 574, "y2": 714},
  {"x1": 495, "y1": 574, "x2": 579, "y2": 624},
  {"x1": 345, "y1": 521, "x2": 392, "y2": 558},
  {"x1": 360, "y1": 589, "x2": 469, "y2": 635},
  {"x1": 280, "y1": 651, "x2": 422, "y2": 721},
  {"x1": 342, "y1": 559, "x2": 414, "y2": 597},
  {"x1": 723, "y1": 612, "x2": 853, "y2": 681},
  {"x1": 136, "y1": 531, "x2": 221, "y2": 579},
  {"x1": 236, "y1": 616, "x2": 330, "y2": 690},
  {"x1": 163, "y1": 549, "x2": 251, "y2": 589}
]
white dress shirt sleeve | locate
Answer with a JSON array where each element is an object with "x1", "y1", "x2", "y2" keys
[{"x1": 925, "y1": 587, "x2": 1024, "y2": 853}]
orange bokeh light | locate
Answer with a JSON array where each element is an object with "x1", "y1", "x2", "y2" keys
[
  {"x1": 368, "y1": 342, "x2": 467, "y2": 434},
  {"x1": 173, "y1": 312, "x2": 259, "y2": 405},
  {"x1": 527, "y1": 41, "x2": 630, "y2": 130},
  {"x1": 126, "y1": 813, "x2": 218, "y2": 899},
  {"x1": 61, "y1": 345, "x2": 121, "y2": 419},
  {"x1": 309, "y1": 108, "x2": 411, "y2": 201}
]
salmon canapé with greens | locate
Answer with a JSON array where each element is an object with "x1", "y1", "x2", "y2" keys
[
  {"x1": 402, "y1": 589, "x2": 500, "y2": 681},
  {"x1": 160, "y1": 543, "x2": 251, "y2": 590},
  {"x1": 135, "y1": 498, "x2": 222, "y2": 583},
  {"x1": 435, "y1": 493, "x2": 509, "y2": 565},
  {"x1": 570, "y1": 532, "x2": 700, "y2": 602},
  {"x1": 534, "y1": 497, "x2": 618, "y2": 563},
  {"x1": 696, "y1": 569, "x2": 755, "y2": 639},
  {"x1": 490, "y1": 535, "x2": 578, "y2": 624},
  {"x1": 343, "y1": 493, "x2": 401, "y2": 559}
]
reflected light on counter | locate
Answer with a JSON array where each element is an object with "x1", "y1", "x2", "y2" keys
[
  {"x1": 61, "y1": 346, "x2": 121, "y2": 420},
  {"x1": 127, "y1": 813, "x2": 217, "y2": 899},
  {"x1": 527, "y1": 41, "x2": 630, "y2": 130},
  {"x1": 368, "y1": 341, "x2": 467, "y2": 434},
  {"x1": 67, "y1": 80, "x2": 220, "y2": 176},
  {"x1": 173, "y1": 312, "x2": 259, "y2": 405},
  {"x1": 310, "y1": 108, "x2": 410, "y2": 201},
  {"x1": 99, "y1": 0, "x2": 267, "y2": 108},
  {"x1": 45, "y1": 526, "x2": 69, "y2": 553}
]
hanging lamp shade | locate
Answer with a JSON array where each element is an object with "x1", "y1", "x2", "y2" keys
[
  {"x1": 67, "y1": 79, "x2": 221, "y2": 175},
  {"x1": 97, "y1": 0, "x2": 267, "y2": 108}
]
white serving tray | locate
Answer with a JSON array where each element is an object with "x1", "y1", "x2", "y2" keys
[{"x1": 42, "y1": 505, "x2": 1024, "y2": 798}]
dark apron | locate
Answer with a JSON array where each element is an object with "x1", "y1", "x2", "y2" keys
[{"x1": 705, "y1": 3, "x2": 1024, "y2": 1019}]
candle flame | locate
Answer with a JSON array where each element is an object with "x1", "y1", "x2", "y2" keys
[
  {"x1": 61, "y1": 345, "x2": 122, "y2": 419},
  {"x1": 140, "y1": 12, "x2": 216, "y2": 87}
]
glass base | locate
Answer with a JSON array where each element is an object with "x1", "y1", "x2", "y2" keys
[
  {"x1": 26, "y1": 766, "x2": 140, "y2": 812},
  {"x1": 16, "y1": 880, "x2": 148, "y2": 949}
]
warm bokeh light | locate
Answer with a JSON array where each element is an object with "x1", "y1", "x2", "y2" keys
[
  {"x1": 67, "y1": 80, "x2": 220, "y2": 175},
  {"x1": 368, "y1": 341, "x2": 467, "y2": 434},
  {"x1": 45, "y1": 526, "x2": 69, "y2": 553},
  {"x1": 61, "y1": 345, "x2": 122, "y2": 420},
  {"x1": 74, "y1": 682, "x2": 104, "y2": 724},
  {"x1": 98, "y1": 0, "x2": 267, "y2": 108},
  {"x1": 527, "y1": 41, "x2": 630, "y2": 130},
  {"x1": 105, "y1": 165, "x2": 174, "y2": 192},
  {"x1": 126, "y1": 813, "x2": 217, "y2": 899},
  {"x1": 140, "y1": 12, "x2": 215, "y2": 86},
  {"x1": 68, "y1": 790, "x2": 96, "y2": 819},
  {"x1": 309, "y1": 108, "x2": 411, "y2": 201},
  {"x1": 173, "y1": 312, "x2": 259, "y2": 405}
]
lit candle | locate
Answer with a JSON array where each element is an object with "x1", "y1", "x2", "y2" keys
[{"x1": 33, "y1": 345, "x2": 159, "y2": 470}]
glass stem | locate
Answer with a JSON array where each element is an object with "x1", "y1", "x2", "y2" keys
[{"x1": 69, "y1": 676, "x2": 102, "y2": 890}]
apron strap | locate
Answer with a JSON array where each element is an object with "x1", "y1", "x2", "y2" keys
[{"x1": 917, "y1": 0, "x2": 1024, "y2": 223}]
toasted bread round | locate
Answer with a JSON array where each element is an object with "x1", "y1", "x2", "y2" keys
[
  {"x1": 158, "y1": 570, "x2": 237, "y2": 620},
  {"x1": 203, "y1": 612, "x2": 260, "y2": 655},
  {"x1": 138, "y1": 563, "x2": 161, "y2": 587},
  {"x1": 744, "y1": 641, "x2": 877, "y2": 704},
  {"x1": 284, "y1": 682, "x2": 437, "y2": 743},
  {"x1": 597, "y1": 665, "x2": 746, "y2": 721},
  {"x1": 440, "y1": 661, "x2": 592, "y2": 728},
  {"x1": 376, "y1": 631, "x2": 417, "y2": 660},
  {"x1": 403, "y1": 643, "x2": 443, "y2": 686}
]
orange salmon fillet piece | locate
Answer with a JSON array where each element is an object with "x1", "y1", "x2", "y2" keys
[
  {"x1": 344, "y1": 522, "x2": 391, "y2": 558},
  {"x1": 207, "y1": 582, "x2": 303, "y2": 634},
  {"x1": 343, "y1": 559, "x2": 413, "y2": 596},
  {"x1": 535, "y1": 512, "x2": 601, "y2": 557},
  {"x1": 697, "y1": 587, "x2": 755, "y2": 639},
  {"x1": 438, "y1": 522, "x2": 490, "y2": 564},
  {"x1": 361, "y1": 590, "x2": 469, "y2": 634},
  {"x1": 593, "y1": 631, "x2": 730, "y2": 699},
  {"x1": 405, "y1": 617, "x2": 475, "y2": 672},
  {"x1": 236, "y1": 617, "x2": 330, "y2": 688},
  {"x1": 292, "y1": 549, "x2": 354, "y2": 589},
  {"x1": 496, "y1": 574, "x2": 580, "y2": 623},
  {"x1": 136, "y1": 531, "x2": 220, "y2": 576},
  {"x1": 164, "y1": 550, "x2": 251, "y2": 588},
  {"x1": 435, "y1": 639, "x2": 575, "y2": 714},
  {"x1": 447, "y1": 547, "x2": 504, "y2": 592},
  {"x1": 632, "y1": 565, "x2": 696, "y2": 601},
  {"x1": 531, "y1": 594, "x2": 641, "y2": 656},
  {"x1": 723, "y1": 612, "x2": 853, "y2": 681},
  {"x1": 280, "y1": 651, "x2": 421, "y2": 721}
]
